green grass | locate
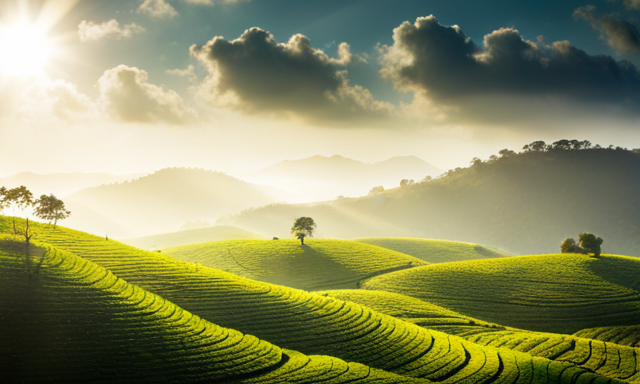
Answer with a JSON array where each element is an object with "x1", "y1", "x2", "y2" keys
[
  {"x1": 362, "y1": 254, "x2": 640, "y2": 334},
  {"x1": 574, "y1": 325, "x2": 640, "y2": 348},
  {"x1": 0, "y1": 235, "x2": 426, "y2": 384},
  {"x1": 322, "y1": 290, "x2": 640, "y2": 383},
  {"x1": 163, "y1": 239, "x2": 428, "y2": 291},
  {"x1": 122, "y1": 225, "x2": 265, "y2": 250},
  {"x1": 2, "y1": 217, "x2": 618, "y2": 383},
  {"x1": 356, "y1": 238, "x2": 510, "y2": 263}
]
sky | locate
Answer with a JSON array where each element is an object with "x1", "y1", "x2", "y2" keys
[{"x1": 1, "y1": 0, "x2": 640, "y2": 176}]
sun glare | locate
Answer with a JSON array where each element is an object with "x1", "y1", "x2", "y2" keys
[{"x1": 0, "y1": 23, "x2": 53, "y2": 77}]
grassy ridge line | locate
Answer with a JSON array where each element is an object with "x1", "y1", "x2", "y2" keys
[
  {"x1": 323, "y1": 290, "x2": 640, "y2": 383},
  {"x1": 574, "y1": 325, "x2": 640, "y2": 348},
  {"x1": 356, "y1": 238, "x2": 510, "y2": 263},
  {"x1": 0, "y1": 237, "x2": 427, "y2": 384},
  {"x1": 122, "y1": 226, "x2": 266, "y2": 250},
  {"x1": 22, "y1": 219, "x2": 620, "y2": 383},
  {"x1": 362, "y1": 254, "x2": 640, "y2": 334},
  {"x1": 163, "y1": 239, "x2": 428, "y2": 291}
]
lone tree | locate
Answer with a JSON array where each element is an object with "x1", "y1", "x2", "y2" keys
[
  {"x1": 560, "y1": 238, "x2": 585, "y2": 254},
  {"x1": 579, "y1": 233, "x2": 604, "y2": 257},
  {"x1": 291, "y1": 217, "x2": 316, "y2": 245},
  {"x1": 34, "y1": 194, "x2": 71, "y2": 228}
]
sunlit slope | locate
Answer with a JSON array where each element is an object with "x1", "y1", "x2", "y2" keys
[
  {"x1": 163, "y1": 239, "x2": 427, "y2": 290},
  {"x1": 123, "y1": 226, "x2": 265, "y2": 250},
  {"x1": 0, "y1": 239, "x2": 422, "y2": 383},
  {"x1": 574, "y1": 325, "x2": 640, "y2": 348},
  {"x1": 356, "y1": 238, "x2": 510, "y2": 263},
  {"x1": 15, "y1": 219, "x2": 615, "y2": 383},
  {"x1": 362, "y1": 254, "x2": 640, "y2": 334},
  {"x1": 323, "y1": 290, "x2": 640, "y2": 383}
]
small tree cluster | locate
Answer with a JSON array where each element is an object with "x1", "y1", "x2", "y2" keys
[
  {"x1": 399, "y1": 179, "x2": 415, "y2": 187},
  {"x1": 369, "y1": 186, "x2": 384, "y2": 195},
  {"x1": 560, "y1": 233, "x2": 603, "y2": 257}
]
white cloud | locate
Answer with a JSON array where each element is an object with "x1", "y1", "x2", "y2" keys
[
  {"x1": 138, "y1": 0, "x2": 178, "y2": 19},
  {"x1": 97, "y1": 65, "x2": 197, "y2": 125},
  {"x1": 78, "y1": 19, "x2": 145, "y2": 42},
  {"x1": 19, "y1": 79, "x2": 98, "y2": 122}
]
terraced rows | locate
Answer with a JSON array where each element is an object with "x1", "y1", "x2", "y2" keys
[
  {"x1": 163, "y1": 239, "x2": 427, "y2": 291},
  {"x1": 574, "y1": 326, "x2": 640, "y2": 348},
  {"x1": 22, "y1": 219, "x2": 620, "y2": 383},
  {"x1": 356, "y1": 238, "x2": 510, "y2": 263},
  {"x1": 323, "y1": 289, "x2": 640, "y2": 383},
  {"x1": 0, "y1": 237, "x2": 426, "y2": 384},
  {"x1": 362, "y1": 254, "x2": 640, "y2": 334}
]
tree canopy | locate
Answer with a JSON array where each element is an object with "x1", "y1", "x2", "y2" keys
[{"x1": 291, "y1": 217, "x2": 316, "y2": 245}]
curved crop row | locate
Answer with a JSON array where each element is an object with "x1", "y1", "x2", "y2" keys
[
  {"x1": 355, "y1": 238, "x2": 510, "y2": 264},
  {"x1": 323, "y1": 289, "x2": 640, "y2": 383},
  {"x1": 574, "y1": 325, "x2": 640, "y2": 348},
  {"x1": 361, "y1": 254, "x2": 640, "y2": 334},
  {"x1": 0, "y1": 236, "x2": 422, "y2": 384},
  {"x1": 163, "y1": 239, "x2": 427, "y2": 291},
  {"x1": 21, "y1": 220, "x2": 622, "y2": 383}
]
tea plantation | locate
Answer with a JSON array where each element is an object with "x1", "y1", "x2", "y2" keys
[
  {"x1": 362, "y1": 254, "x2": 640, "y2": 334},
  {"x1": 0, "y1": 217, "x2": 621, "y2": 383},
  {"x1": 0, "y1": 237, "x2": 421, "y2": 383},
  {"x1": 163, "y1": 239, "x2": 427, "y2": 290},
  {"x1": 356, "y1": 238, "x2": 510, "y2": 263}
]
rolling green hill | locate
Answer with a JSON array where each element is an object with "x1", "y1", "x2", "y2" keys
[
  {"x1": 3, "y1": 217, "x2": 616, "y2": 383},
  {"x1": 163, "y1": 239, "x2": 427, "y2": 291},
  {"x1": 0, "y1": 237, "x2": 422, "y2": 383},
  {"x1": 220, "y1": 148, "x2": 640, "y2": 256},
  {"x1": 574, "y1": 325, "x2": 640, "y2": 348},
  {"x1": 356, "y1": 238, "x2": 510, "y2": 263},
  {"x1": 322, "y1": 290, "x2": 640, "y2": 383},
  {"x1": 362, "y1": 254, "x2": 640, "y2": 334},
  {"x1": 122, "y1": 225, "x2": 265, "y2": 250}
]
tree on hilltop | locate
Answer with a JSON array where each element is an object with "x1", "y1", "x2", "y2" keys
[
  {"x1": 34, "y1": 194, "x2": 71, "y2": 229},
  {"x1": 291, "y1": 217, "x2": 316, "y2": 245},
  {"x1": 579, "y1": 233, "x2": 603, "y2": 257}
]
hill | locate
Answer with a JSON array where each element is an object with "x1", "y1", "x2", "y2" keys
[
  {"x1": 245, "y1": 154, "x2": 441, "y2": 203},
  {"x1": 0, "y1": 171, "x2": 141, "y2": 197},
  {"x1": 62, "y1": 167, "x2": 278, "y2": 238},
  {"x1": 321, "y1": 290, "x2": 640, "y2": 383},
  {"x1": 220, "y1": 148, "x2": 640, "y2": 255},
  {"x1": 574, "y1": 325, "x2": 640, "y2": 348},
  {"x1": 163, "y1": 239, "x2": 428, "y2": 290},
  {"x1": 362, "y1": 253, "x2": 640, "y2": 334},
  {"x1": 356, "y1": 238, "x2": 509, "y2": 263},
  {"x1": 0, "y1": 238, "x2": 422, "y2": 383},
  {"x1": 3, "y1": 217, "x2": 616, "y2": 383},
  {"x1": 122, "y1": 226, "x2": 265, "y2": 250}
]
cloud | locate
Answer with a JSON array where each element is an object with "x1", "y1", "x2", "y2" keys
[
  {"x1": 184, "y1": 0, "x2": 247, "y2": 4},
  {"x1": 190, "y1": 27, "x2": 393, "y2": 125},
  {"x1": 19, "y1": 79, "x2": 98, "y2": 122},
  {"x1": 379, "y1": 15, "x2": 640, "y2": 125},
  {"x1": 138, "y1": 0, "x2": 178, "y2": 19},
  {"x1": 617, "y1": 0, "x2": 640, "y2": 10},
  {"x1": 78, "y1": 19, "x2": 145, "y2": 42},
  {"x1": 97, "y1": 65, "x2": 197, "y2": 124},
  {"x1": 166, "y1": 65, "x2": 198, "y2": 83},
  {"x1": 574, "y1": 6, "x2": 640, "y2": 54}
]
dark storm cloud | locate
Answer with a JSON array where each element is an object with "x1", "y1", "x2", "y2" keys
[
  {"x1": 190, "y1": 28, "x2": 393, "y2": 125},
  {"x1": 574, "y1": 5, "x2": 640, "y2": 54},
  {"x1": 379, "y1": 16, "x2": 640, "y2": 124}
]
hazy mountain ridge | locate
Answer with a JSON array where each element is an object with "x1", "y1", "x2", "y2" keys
[
  {"x1": 245, "y1": 154, "x2": 441, "y2": 202},
  {"x1": 0, "y1": 172, "x2": 143, "y2": 197},
  {"x1": 63, "y1": 167, "x2": 278, "y2": 238},
  {"x1": 220, "y1": 148, "x2": 640, "y2": 256}
]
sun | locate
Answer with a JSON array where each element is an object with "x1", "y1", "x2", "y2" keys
[{"x1": 0, "y1": 23, "x2": 53, "y2": 77}]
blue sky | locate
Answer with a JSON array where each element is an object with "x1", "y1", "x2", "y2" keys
[{"x1": 1, "y1": 0, "x2": 639, "y2": 175}]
